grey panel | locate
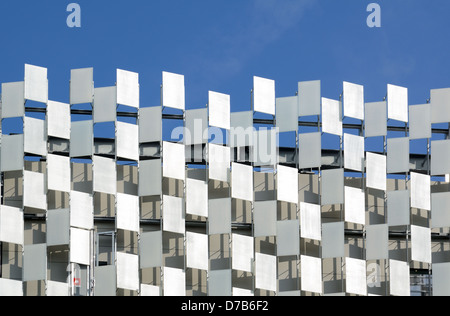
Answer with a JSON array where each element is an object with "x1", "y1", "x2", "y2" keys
[
  {"x1": 277, "y1": 220, "x2": 300, "y2": 256},
  {"x1": 366, "y1": 224, "x2": 388, "y2": 260},
  {"x1": 24, "y1": 117, "x2": 47, "y2": 156},
  {"x1": 208, "y1": 270, "x2": 232, "y2": 296},
  {"x1": 322, "y1": 222, "x2": 345, "y2": 259},
  {"x1": 431, "y1": 140, "x2": 450, "y2": 176},
  {"x1": 254, "y1": 201, "x2": 277, "y2": 237},
  {"x1": 24, "y1": 64, "x2": 48, "y2": 103},
  {"x1": 185, "y1": 108, "x2": 208, "y2": 145},
  {"x1": 321, "y1": 169, "x2": 344, "y2": 206},
  {"x1": 299, "y1": 132, "x2": 321, "y2": 169},
  {"x1": 230, "y1": 111, "x2": 253, "y2": 147},
  {"x1": 387, "y1": 137, "x2": 409, "y2": 174},
  {"x1": 1, "y1": 82, "x2": 24, "y2": 118},
  {"x1": 298, "y1": 80, "x2": 321, "y2": 117},
  {"x1": 138, "y1": 159, "x2": 162, "y2": 197},
  {"x1": 276, "y1": 96, "x2": 298, "y2": 133},
  {"x1": 47, "y1": 209, "x2": 70, "y2": 246},
  {"x1": 140, "y1": 231, "x2": 162, "y2": 268},
  {"x1": 409, "y1": 104, "x2": 431, "y2": 140},
  {"x1": 433, "y1": 263, "x2": 450, "y2": 296},
  {"x1": 94, "y1": 265, "x2": 116, "y2": 296},
  {"x1": 252, "y1": 129, "x2": 277, "y2": 166},
  {"x1": 93, "y1": 87, "x2": 117, "y2": 123},
  {"x1": 70, "y1": 120, "x2": 93, "y2": 157},
  {"x1": 70, "y1": 68, "x2": 94, "y2": 105},
  {"x1": 208, "y1": 198, "x2": 231, "y2": 235},
  {"x1": 431, "y1": 192, "x2": 450, "y2": 228},
  {"x1": 139, "y1": 106, "x2": 162, "y2": 143},
  {"x1": 0, "y1": 134, "x2": 24, "y2": 172},
  {"x1": 364, "y1": 101, "x2": 387, "y2": 137},
  {"x1": 387, "y1": 190, "x2": 410, "y2": 226},
  {"x1": 23, "y1": 244, "x2": 47, "y2": 281},
  {"x1": 430, "y1": 88, "x2": 450, "y2": 124}
]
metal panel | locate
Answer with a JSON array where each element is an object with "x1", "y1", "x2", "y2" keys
[
  {"x1": 344, "y1": 186, "x2": 366, "y2": 226},
  {"x1": 70, "y1": 228, "x2": 91, "y2": 266},
  {"x1": 117, "y1": 121, "x2": 139, "y2": 161},
  {"x1": 0, "y1": 279, "x2": 23, "y2": 297},
  {"x1": 23, "y1": 244, "x2": 47, "y2": 281},
  {"x1": 70, "y1": 68, "x2": 94, "y2": 105},
  {"x1": 233, "y1": 287, "x2": 253, "y2": 296},
  {"x1": 389, "y1": 260, "x2": 410, "y2": 296},
  {"x1": 138, "y1": 159, "x2": 162, "y2": 197},
  {"x1": 344, "y1": 133, "x2": 364, "y2": 172},
  {"x1": 366, "y1": 152, "x2": 386, "y2": 191},
  {"x1": 254, "y1": 201, "x2": 277, "y2": 237},
  {"x1": 47, "y1": 209, "x2": 70, "y2": 246},
  {"x1": 141, "y1": 285, "x2": 160, "y2": 297},
  {"x1": 300, "y1": 255, "x2": 322, "y2": 294},
  {"x1": 364, "y1": 101, "x2": 387, "y2": 137},
  {"x1": 117, "y1": 69, "x2": 139, "y2": 108},
  {"x1": 47, "y1": 101, "x2": 71, "y2": 139},
  {"x1": 163, "y1": 142, "x2": 185, "y2": 181},
  {"x1": 277, "y1": 220, "x2": 300, "y2": 256},
  {"x1": 24, "y1": 64, "x2": 48, "y2": 103},
  {"x1": 0, "y1": 205, "x2": 24, "y2": 245},
  {"x1": 116, "y1": 193, "x2": 140, "y2": 233},
  {"x1": 321, "y1": 169, "x2": 344, "y2": 205},
  {"x1": 0, "y1": 134, "x2": 24, "y2": 172},
  {"x1": 298, "y1": 132, "x2": 321, "y2": 169},
  {"x1": 252, "y1": 129, "x2": 277, "y2": 166},
  {"x1": 208, "y1": 144, "x2": 230, "y2": 182},
  {"x1": 208, "y1": 270, "x2": 232, "y2": 296},
  {"x1": 24, "y1": 171, "x2": 47, "y2": 211},
  {"x1": 140, "y1": 231, "x2": 162, "y2": 268},
  {"x1": 322, "y1": 97, "x2": 342, "y2": 136},
  {"x1": 430, "y1": 88, "x2": 450, "y2": 124},
  {"x1": 431, "y1": 140, "x2": 450, "y2": 176},
  {"x1": 366, "y1": 224, "x2": 389, "y2": 260},
  {"x1": 93, "y1": 87, "x2": 117, "y2": 123},
  {"x1": 432, "y1": 263, "x2": 450, "y2": 296},
  {"x1": 253, "y1": 76, "x2": 275, "y2": 115},
  {"x1": 411, "y1": 225, "x2": 431, "y2": 264},
  {"x1": 387, "y1": 84, "x2": 408, "y2": 122},
  {"x1": 186, "y1": 232, "x2": 209, "y2": 271},
  {"x1": 24, "y1": 116, "x2": 47, "y2": 156},
  {"x1": 231, "y1": 162, "x2": 253, "y2": 202},
  {"x1": 322, "y1": 222, "x2": 345, "y2": 259},
  {"x1": 163, "y1": 195, "x2": 185, "y2": 235},
  {"x1": 47, "y1": 154, "x2": 71, "y2": 192},
  {"x1": 298, "y1": 80, "x2": 321, "y2": 117},
  {"x1": 232, "y1": 233, "x2": 254, "y2": 272},
  {"x1": 70, "y1": 120, "x2": 93, "y2": 157},
  {"x1": 209, "y1": 91, "x2": 230, "y2": 130},
  {"x1": 255, "y1": 253, "x2": 277, "y2": 292},
  {"x1": 346, "y1": 258, "x2": 367, "y2": 296},
  {"x1": 47, "y1": 281, "x2": 69, "y2": 297},
  {"x1": 276, "y1": 96, "x2": 298, "y2": 132},
  {"x1": 208, "y1": 198, "x2": 231, "y2": 235},
  {"x1": 431, "y1": 192, "x2": 450, "y2": 228},
  {"x1": 162, "y1": 71, "x2": 185, "y2": 111},
  {"x1": 230, "y1": 111, "x2": 253, "y2": 148},
  {"x1": 163, "y1": 267, "x2": 186, "y2": 296},
  {"x1": 117, "y1": 252, "x2": 140, "y2": 291},
  {"x1": 185, "y1": 108, "x2": 208, "y2": 145},
  {"x1": 139, "y1": 106, "x2": 162, "y2": 143},
  {"x1": 410, "y1": 172, "x2": 431, "y2": 211},
  {"x1": 94, "y1": 265, "x2": 116, "y2": 296},
  {"x1": 387, "y1": 190, "x2": 410, "y2": 226},
  {"x1": 186, "y1": 178, "x2": 208, "y2": 217},
  {"x1": 343, "y1": 81, "x2": 364, "y2": 120},
  {"x1": 93, "y1": 156, "x2": 117, "y2": 195},
  {"x1": 1, "y1": 81, "x2": 24, "y2": 118},
  {"x1": 277, "y1": 165, "x2": 298, "y2": 204},
  {"x1": 387, "y1": 137, "x2": 410, "y2": 174},
  {"x1": 300, "y1": 202, "x2": 321, "y2": 241},
  {"x1": 70, "y1": 191, "x2": 94, "y2": 230},
  {"x1": 409, "y1": 104, "x2": 431, "y2": 140}
]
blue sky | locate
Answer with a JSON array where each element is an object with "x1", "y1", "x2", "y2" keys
[{"x1": 0, "y1": 0, "x2": 449, "y2": 152}]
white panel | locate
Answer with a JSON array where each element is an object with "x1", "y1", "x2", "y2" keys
[
  {"x1": 208, "y1": 144, "x2": 230, "y2": 182},
  {"x1": 410, "y1": 172, "x2": 431, "y2": 211},
  {"x1": 186, "y1": 232, "x2": 209, "y2": 271},
  {"x1": 0, "y1": 279, "x2": 23, "y2": 296},
  {"x1": 366, "y1": 152, "x2": 386, "y2": 191},
  {"x1": 47, "y1": 101, "x2": 71, "y2": 139},
  {"x1": 186, "y1": 178, "x2": 208, "y2": 217},
  {"x1": 93, "y1": 87, "x2": 117, "y2": 123},
  {"x1": 24, "y1": 171, "x2": 47, "y2": 210},
  {"x1": 322, "y1": 97, "x2": 342, "y2": 136},
  {"x1": 1, "y1": 134, "x2": 24, "y2": 172},
  {"x1": 1, "y1": 81, "x2": 24, "y2": 118},
  {"x1": 163, "y1": 195, "x2": 185, "y2": 235},
  {"x1": 24, "y1": 117, "x2": 47, "y2": 156},
  {"x1": 233, "y1": 287, "x2": 254, "y2": 296},
  {"x1": 389, "y1": 260, "x2": 410, "y2": 296},
  {"x1": 24, "y1": 64, "x2": 48, "y2": 103},
  {"x1": 343, "y1": 81, "x2": 364, "y2": 120},
  {"x1": 344, "y1": 133, "x2": 365, "y2": 172},
  {"x1": 70, "y1": 68, "x2": 94, "y2": 105},
  {"x1": 344, "y1": 186, "x2": 366, "y2": 225},
  {"x1": 277, "y1": 165, "x2": 298, "y2": 204},
  {"x1": 301, "y1": 255, "x2": 322, "y2": 294},
  {"x1": 209, "y1": 91, "x2": 230, "y2": 130},
  {"x1": 163, "y1": 267, "x2": 186, "y2": 296},
  {"x1": 231, "y1": 162, "x2": 253, "y2": 202},
  {"x1": 411, "y1": 225, "x2": 431, "y2": 264},
  {"x1": 47, "y1": 281, "x2": 68, "y2": 297},
  {"x1": 300, "y1": 202, "x2": 321, "y2": 241},
  {"x1": 298, "y1": 80, "x2": 321, "y2": 117},
  {"x1": 346, "y1": 258, "x2": 367, "y2": 296},
  {"x1": 117, "y1": 69, "x2": 139, "y2": 108},
  {"x1": 431, "y1": 192, "x2": 450, "y2": 228},
  {"x1": 47, "y1": 154, "x2": 71, "y2": 193},
  {"x1": 0, "y1": 205, "x2": 24, "y2": 245},
  {"x1": 116, "y1": 193, "x2": 140, "y2": 233},
  {"x1": 162, "y1": 71, "x2": 185, "y2": 110},
  {"x1": 70, "y1": 228, "x2": 90, "y2": 266},
  {"x1": 70, "y1": 191, "x2": 94, "y2": 230},
  {"x1": 117, "y1": 252, "x2": 139, "y2": 291},
  {"x1": 93, "y1": 156, "x2": 117, "y2": 195},
  {"x1": 387, "y1": 84, "x2": 408, "y2": 122},
  {"x1": 430, "y1": 88, "x2": 450, "y2": 124},
  {"x1": 140, "y1": 284, "x2": 160, "y2": 296},
  {"x1": 232, "y1": 233, "x2": 254, "y2": 273},
  {"x1": 116, "y1": 121, "x2": 139, "y2": 161},
  {"x1": 432, "y1": 263, "x2": 450, "y2": 296},
  {"x1": 255, "y1": 253, "x2": 277, "y2": 292},
  {"x1": 163, "y1": 142, "x2": 185, "y2": 181},
  {"x1": 253, "y1": 76, "x2": 275, "y2": 115}
]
